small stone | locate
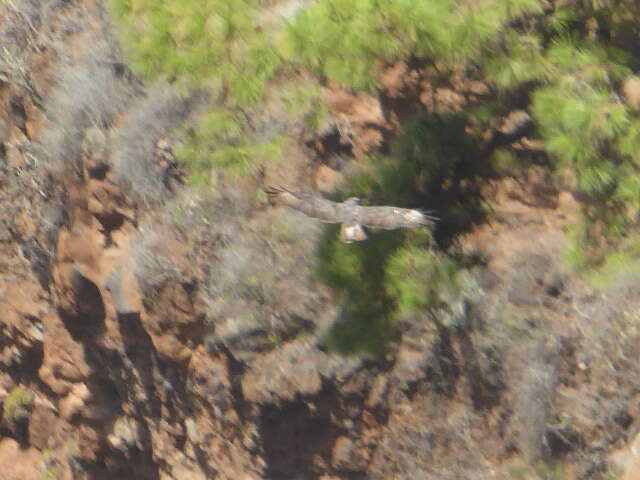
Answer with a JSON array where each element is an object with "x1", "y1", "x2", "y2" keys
[
  {"x1": 0, "y1": 438, "x2": 40, "y2": 480},
  {"x1": 105, "y1": 268, "x2": 141, "y2": 316},
  {"x1": 332, "y1": 436, "x2": 363, "y2": 471},
  {"x1": 110, "y1": 416, "x2": 140, "y2": 452},
  {"x1": 185, "y1": 417, "x2": 199, "y2": 443},
  {"x1": 366, "y1": 376, "x2": 389, "y2": 408},
  {"x1": 622, "y1": 76, "x2": 640, "y2": 110},
  {"x1": 316, "y1": 165, "x2": 345, "y2": 194},
  {"x1": 59, "y1": 383, "x2": 90, "y2": 419}
]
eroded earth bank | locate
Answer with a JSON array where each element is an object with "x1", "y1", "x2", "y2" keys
[{"x1": 2, "y1": 1, "x2": 640, "y2": 479}]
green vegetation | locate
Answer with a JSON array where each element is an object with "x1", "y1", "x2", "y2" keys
[
  {"x1": 41, "y1": 466, "x2": 58, "y2": 480},
  {"x1": 107, "y1": 0, "x2": 539, "y2": 176},
  {"x1": 528, "y1": 40, "x2": 636, "y2": 267},
  {"x1": 386, "y1": 246, "x2": 478, "y2": 328},
  {"x1": 2, "y1": 385, "x2": 34, "y2": 423},
  {"x1": 318, "y1": 113, "x2": 487, "y2": 354},
  {"x1": 285, "y1": 0, "x2": 543, "y2": 91},
  {"x1": 578, "y1": 237, "x2": 640, "y2": 289},
  {"x1": 508, "y1": 457, "x2": 566, "y2": 480},
  {"x1": 479, "y1": 2, "x2": 640, "y2": 271},
  {"x1": 39, "y1": 449, "x2": 58, "y2": 480},
  {"x1": 109, "y1": 0, "x2": 640, "y2": 349},
  {"x1": 109, "y1": 0, "x2": 289, "y2": 176},
  {"x1": 317, "y1": 227, "x2": 402, "y2": 354},
  {"x1": 108, "y1": 0, "x2": 276, "y2": 95}
]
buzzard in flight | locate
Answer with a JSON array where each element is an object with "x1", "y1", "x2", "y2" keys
[{"x1": 265, "y1": 187, "x2": 436, "y2": 243}]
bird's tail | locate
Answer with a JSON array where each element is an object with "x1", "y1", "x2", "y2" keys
[
  {"x1": 422, "y1": 211, "x2": 439, "y2": 224},
  {"x1": 405, "y1": 209, "x2": 438, "y2": 225}
]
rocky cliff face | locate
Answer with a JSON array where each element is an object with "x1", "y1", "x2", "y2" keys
[{"x1": 2, "y1": 2, "x2": 640, "y2": 480}]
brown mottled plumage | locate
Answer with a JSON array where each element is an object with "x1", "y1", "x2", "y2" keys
[{"x1": 265, "y1": 187, "x2": 436, "y2": 243}]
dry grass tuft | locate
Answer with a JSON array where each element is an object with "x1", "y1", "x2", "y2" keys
[
  {"x1": 41, "y1": 56, "x2": 132, "y2": 172},
  {"x1": 130, "y1": 228, "x2": 181, "y2": 302},
  {"x1": 111, "y1": 87, "x2": 206, "y2": 205}
]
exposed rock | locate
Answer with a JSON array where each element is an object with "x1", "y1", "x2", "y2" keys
[
  {"x1": 392, "y1": 323, "x2": 439, "y2": 384},
  {"x1": 610, "y1": 429, "x2": 640, "y2": 480},
  {"x1": 379, "y1": 62, "x2": 419, "y2": 98},
  {"x1": 420, "y1": 83, "x2": 467, "y2": 112},
  {"x1": 332, "y1": 436, "x2": 367, "y2": 471},
  {"x1": 366, "y1": 376, "x2": 389, "y2": 408},
  {"x1": 464, "y1": 80, "x2": 490, "y2": 96},
  {"x1": 152, "y1": 332, "x2": 193, "y2": 364},
  {"x1": 242, "y1": 340, "x2": 323, "y2": 404},
  {"x1": 27, "y1": 396, "x2": 57, "y2": 450},
  {"x1": 242, "y1": 339, "x2": 361, "y2": 404},
  {"x1": 59, "y1": 382, "x2": 91, "y2": 420},
  {"x1": 166, "y1": 464, "x2": 208, "y2": 480},
  {"x1": 622, "y1": 76, "x2": 640, "y2": 110},
  {"x1": 53, "y1": 226, "x2": 104, "y2": 320},
  {"x1": 184, "y1": 417, "x2": 199, "y2": 443},
  {"x1": 0, "y1": 283, "x2": 45, "y2": 372},
  {"x1": 499, "y1": 110, "x2": 532, "y2": 138},
  {"x1": 39, "y1": 313, "x2": 90, "y2": 395},
  {"x1": 105, "y1": 267, "x2": 141, "y2": 316},
  {"x1": 315, "y1": 164, "x2": 345, "y2": 194},
  {"x1": 0, "y1": 439, "x2": 40, "y2": 480},
  {"x1": 320, "y1": 84, "x2": 388, "y2": 155},
  {"x1": 87, "y1": 178, "x2": 132, "y2": 232},
  {"x1": 82, "y1": 127, "x2": 109, "y2": 175},
  {"x1": 107, "y1": 416, "x2": 140, "y2": 453},
  {"x1": 77, "y1": 424, "x2": 102, "y2": 463}
]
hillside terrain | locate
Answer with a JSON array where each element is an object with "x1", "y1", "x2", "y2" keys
[{"x1": 1, "y1": 0, "x2": 640, "y2": 479}]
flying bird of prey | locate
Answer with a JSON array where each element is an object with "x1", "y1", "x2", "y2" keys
[{"x1": 265, "y1": 187, "x2": 436, "y2": 243}]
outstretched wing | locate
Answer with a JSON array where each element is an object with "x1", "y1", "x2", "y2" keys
[
  {"x1": 353, "y1": 205, "x2": 436, "y2": 230},
  {"x1": 265, "y1": 187, "x2": 349, "y2": 224}
]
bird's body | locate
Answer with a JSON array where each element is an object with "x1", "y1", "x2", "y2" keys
[{"x1": 265, "y1": 187, "x2": 435, "y2": 243}]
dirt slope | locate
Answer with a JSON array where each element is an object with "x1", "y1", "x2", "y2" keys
[{"x1": 1, "y1": 1, "x2": 640, "y2": 480}]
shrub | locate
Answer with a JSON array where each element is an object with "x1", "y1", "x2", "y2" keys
[
  {"x1": 0, "y1": 0, "x2": 42, "y2": 103},
  {"x1": 316, "y1": 111, "x2": 490, "y2": 354},
  {"x1": 579, "y1": 237, "x2": 640, "y2": 290},
  {"x1": 533, "y1": 43, "x2": 640, "y2": 266},
  {"x1": 108, "y1": 0, "x2": 541, "y2": 178},
  {"x1": 176, "y1": 109, "x2": 285, "y2": 178},
  {"x1": 131, "y1": 228, "x2": 182, "y2": 302},
  {"x1": 2, "y1": 386, "x2": 34, "y2": 424},
  {"x1": 317, "y1": 226, "x2": 402, "y2": 354},
  {"x1": 136, "y1": 188, "x2": 322, "y2": 357},
  {"x1": 477, "y1": 3, "x2": 640, "y2": 269},
  {"x1": 516, "y1": 356, "x2": 557, "y2": 460},
  {"x1": 108, "y1": 0, "x2": 292, "y2": 176},
  {"x1": 204, "y1": 207, "x2": 320, "y2": 320},
  {"x1": 109, "y1": 0, "x2": 640, "y2": 275},
  {"x1": 283, "y1": 0, "x2": 544, "y2": 91},
  {"x1": 108, "y1": 0, "x2": 281, "y2": 98},
  {"x1": 111, "y1": 87, "x2": 205, "y2": 204},
  {"x1": 386, "y1": 246, "x2": 478, "y2": 328},
  {"x1": 41, "y1": 57, "x2": 133, "y2": 171}
]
